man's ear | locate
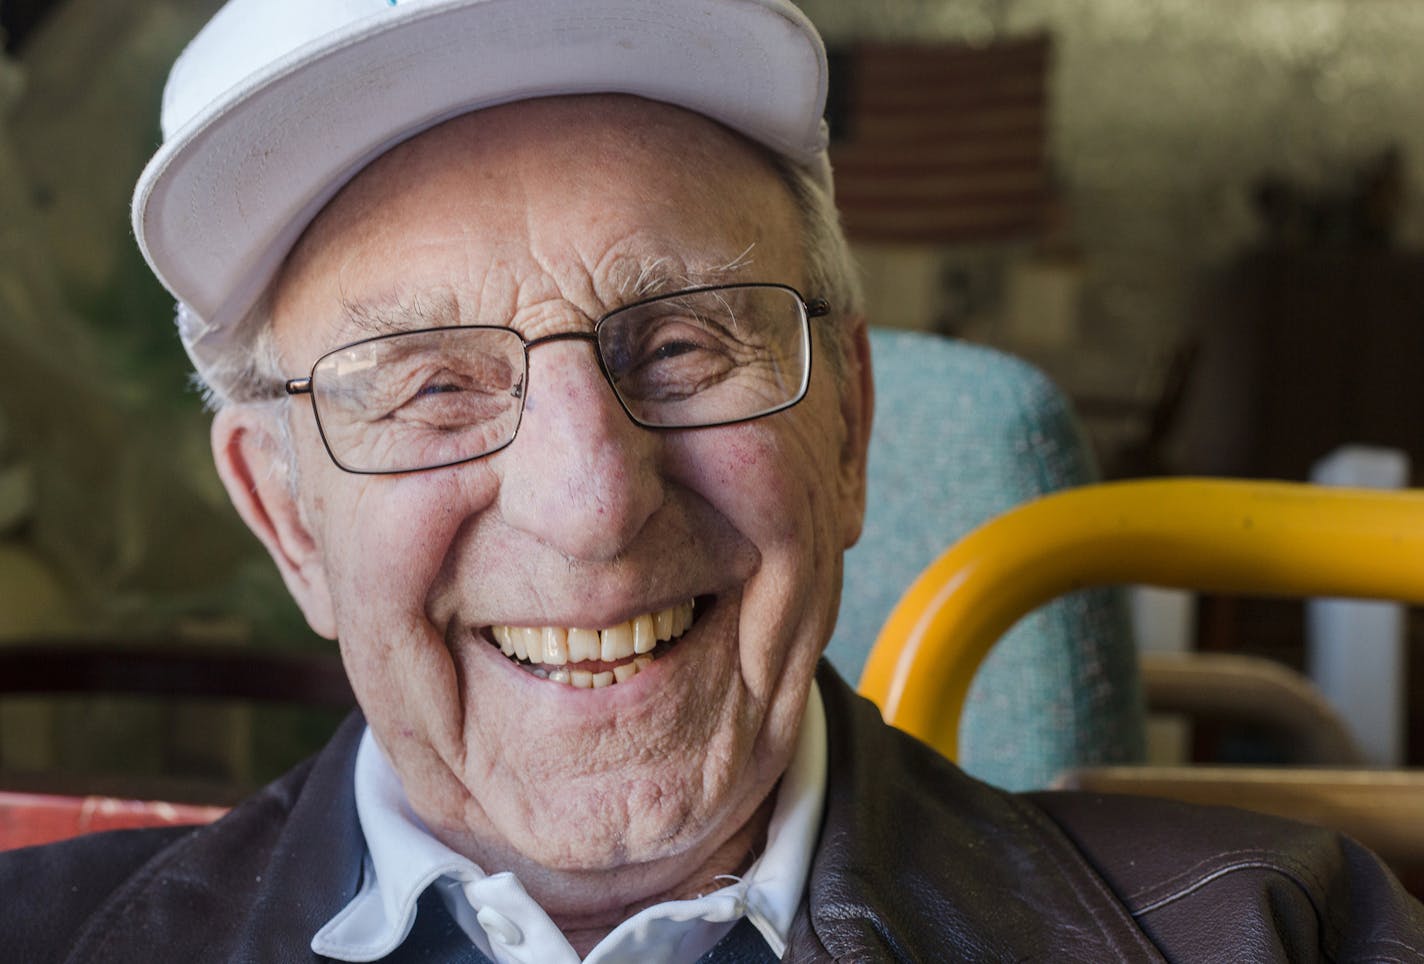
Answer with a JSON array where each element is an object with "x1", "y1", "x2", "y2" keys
[
  {"x1": 837, "y1": 317, "x2": 875, "y2": 549},
  {"x1": 211, "y1": 407, "x2": 338, "y2": 639}
]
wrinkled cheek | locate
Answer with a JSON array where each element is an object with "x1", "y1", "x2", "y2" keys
[
  {"x1": 704, "y1": 433, "x2": 811, "y2": 542},
  {"x1": 316, "y1": 472, "x2": 495, "y2": 759},
  {"x1": 322, "y1": 471, "x2": 496, "y2": 615},
  {"x1": 340, "y1": 617, "x2": 470, "y2": 772},
  {"x1": 697, "y1": 427, "x2": 837, "y2": 698}
]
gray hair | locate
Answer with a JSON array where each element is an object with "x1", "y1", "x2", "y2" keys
[
  {"x1": 191, "y1": 290, "x2": 283, "y2": 411},
  {"x1": 771, "y1": 153, "x2": 864, "y2": 381},
  {"x1": 195, "y1": 153, "x2": 861, "y2": 410}
]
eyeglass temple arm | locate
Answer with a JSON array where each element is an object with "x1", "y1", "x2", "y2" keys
[
  {"x1": 285, "y1": 378, "x2": 312, "y2": 396},
  {"x1": 806, "y1": 298, "x2": 831, "y2": 318}
]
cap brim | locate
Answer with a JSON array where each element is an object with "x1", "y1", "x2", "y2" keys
[{"x1": 132, "y1": 0, "x2": 827, "y2": 374}]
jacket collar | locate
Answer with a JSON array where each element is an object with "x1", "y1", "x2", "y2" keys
[{"x1": 790, "y1": 664, "x2": 1166, "y2": 963}]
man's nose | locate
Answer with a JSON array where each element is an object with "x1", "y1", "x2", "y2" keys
[{"x1": 494, "y1": 341, "x2": 663, "y2": 561}]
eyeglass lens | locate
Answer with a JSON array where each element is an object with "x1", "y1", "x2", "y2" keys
[{"x1": 306, "y1": 284, "x2": 811, "y2": 474}]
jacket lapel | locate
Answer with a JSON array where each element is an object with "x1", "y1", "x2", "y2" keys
[
  {"x1": 244, "y1": 711, "x2": 369, "y2": 959},
  {"x1": 787, "y1": 666, "x2": 1167, "y2": 963}
]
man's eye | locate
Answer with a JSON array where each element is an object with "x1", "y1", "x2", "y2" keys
[
  {"x1": 640, "y1": 326, "x2": 725, "y2": 365},
  {"x1": 641, "y1": 313, "x2": 731, "y2": 353},
  {"x1": 650, "y1": 339, "x2": 702, "y2": 361},
  {"x1": 627, "y1": 323, "x2": 730, "y2": 372},
  {"x1": 395, "y1": 371, "x2": 475, "y2": 407},
  {"x1": 412, "y1": 380, "x2": 468, "y2": 399},
  {"x1": 385, "y1": 369, "x2": 515, "y2": 428},
  {"x1": 607, "y1": 321, "x2": 740, "y2": 402}
]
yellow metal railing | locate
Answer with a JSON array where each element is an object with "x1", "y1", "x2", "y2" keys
[{"x1": 857, "y1": 478, "x2": 1424, "y2": 759}]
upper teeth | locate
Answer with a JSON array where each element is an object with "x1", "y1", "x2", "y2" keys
[{"x1": 490, "y1": 600, "x2": 694, "y2": 667}]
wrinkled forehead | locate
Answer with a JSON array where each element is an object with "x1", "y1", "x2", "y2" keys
[{"x1": 270, "y1": 95, "x2": 805, "y2": 354}]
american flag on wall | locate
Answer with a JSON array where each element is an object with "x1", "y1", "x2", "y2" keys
[{"x1": 826, "y1": 35, "x2": 1052, "y2": 244}]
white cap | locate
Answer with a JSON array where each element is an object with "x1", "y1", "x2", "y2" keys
[{"x1": 131, "y1": 0, "x2": 830, "y2": 386}]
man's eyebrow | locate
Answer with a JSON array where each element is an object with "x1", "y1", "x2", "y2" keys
[
  {"x1": 333, "y1": 250, "x2": 760, "y2": 332},
  {"x1": 337, "y1": 292, "x2": 462, "y2": 336},
  {"x1": 619, "y1": 244, "x2": 758, "y2": 299}
]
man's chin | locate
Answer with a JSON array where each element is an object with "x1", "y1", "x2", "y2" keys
[{"x1": 471, "y1": 767, "x2": 779, "y2": 912}]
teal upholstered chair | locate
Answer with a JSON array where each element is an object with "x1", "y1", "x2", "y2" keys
[{"x1": 827, "y1": 328, "x2": 1147, "y2": 791}]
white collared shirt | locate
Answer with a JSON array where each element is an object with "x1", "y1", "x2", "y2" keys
[{"x1": 312, "y1": 682, "x2": 827, "y2": 963}]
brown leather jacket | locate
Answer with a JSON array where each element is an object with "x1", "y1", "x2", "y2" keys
[{"x1": 3, "y1": 665, "x2": 1421, "y2": 962}]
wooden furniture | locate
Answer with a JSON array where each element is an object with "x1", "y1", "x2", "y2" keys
[
  {"x1": 1055, "y1": 766, "x2": 1424, "y2": 870},
  {"x1": 0, "y1": 641, "x2": 352, "y2": 808},
  {"x1": 0, "y1": 642, "x2": 353, "y2": 707}
]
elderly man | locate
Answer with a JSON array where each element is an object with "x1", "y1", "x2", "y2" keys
[{"x1": 3, "y1": 0, "x2": 1422, "y2": 961}]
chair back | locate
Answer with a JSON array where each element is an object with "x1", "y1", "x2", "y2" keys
[{"x1": 830, "y1": 329, "x2": 1145, "y2": 789}]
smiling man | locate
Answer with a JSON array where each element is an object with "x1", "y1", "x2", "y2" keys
[
  {"x1": 230, "y1": 95, "x2": 865, "y2": 957},
  {"x1": 2, "y1": 0, "x2": 1422, "y2": 961}
]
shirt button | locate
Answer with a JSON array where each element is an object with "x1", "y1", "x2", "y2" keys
[{"x1": 476, "y1": 906, "x2": 524, "y2": 946}]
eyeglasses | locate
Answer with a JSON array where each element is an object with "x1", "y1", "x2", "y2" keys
[{"x1": 284, "y1": 283, "x2": 829, "y2": 475}]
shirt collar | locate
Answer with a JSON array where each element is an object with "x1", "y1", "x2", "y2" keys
[{"x1": 312, "y1": 681, "x2": 827, "y2": 962}]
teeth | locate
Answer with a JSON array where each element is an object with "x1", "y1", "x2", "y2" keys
[
  {"x1": 495, "y1": 626, "x2": 515, "y2": 657},
  {"x1": 542, "y1": 627, "x2": 568, "y2": 664},
  {"x1": 601, "y1": 622, "x2": 634, "y2": 661},
  {"x1": 521, "y1": 626, "x2": 541, "y2": 664},
  {"x1": 568, "y1": 628, "x2": 599, "y2": 662},
  {"x1": 488, "y1": 600, "x2": 697, "y2": 686},
  {"x1": 632, "y1": 613, "x2": 656, "y2": 654}
]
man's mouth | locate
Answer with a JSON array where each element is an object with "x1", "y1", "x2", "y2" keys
[{"x1": 485, "y1": 599, "x2": 698, "y2": 688}]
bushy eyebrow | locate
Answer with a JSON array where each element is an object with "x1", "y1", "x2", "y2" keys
[
  {"x1": 617, "y1": 244, "x2": 758, "y2": 301},
  {"x1": 338, "y1": 291, "x2": 462, "y2": 336}
]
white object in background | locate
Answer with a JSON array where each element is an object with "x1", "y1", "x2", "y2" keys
[
  {"x1": 1131, "y1": 586, "x2": 1195, "y2": 656},
  {"x1": 1307, "y1": 445, "x2": 1410, "y2": 766},
  {"x1": 1131, "y1": 586, "x2": 1196, "y2": 765}
]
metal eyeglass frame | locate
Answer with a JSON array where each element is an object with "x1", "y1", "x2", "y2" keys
[{"x1": 283, "y1": 282, "x2": 831, "y2": 475}]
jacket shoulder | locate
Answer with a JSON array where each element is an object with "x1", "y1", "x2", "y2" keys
[
  {"x1": 1031, "y1": 790, "x2": 1424, "y2": 962},
  {"x1": 0, "y1": 712, "x2": 365, "y2": 962},
  {"x1": 0, "y1": 823, "x2": 195, "y2": 963},
  {"x1": 807, "y1": 666, "x2": 1170, "y2": 962}
]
